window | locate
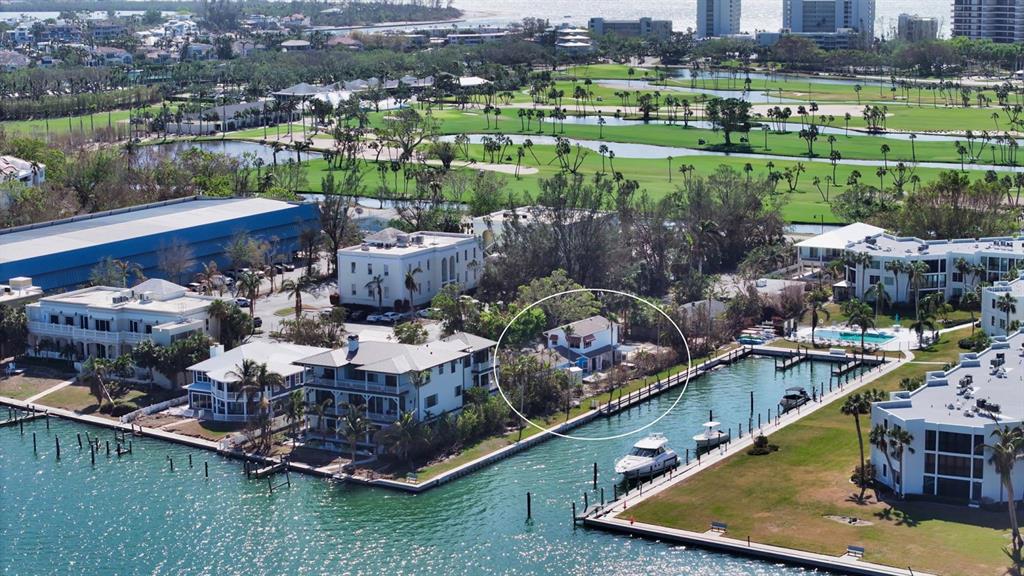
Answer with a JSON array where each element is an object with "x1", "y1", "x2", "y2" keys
[
  {"x1": 925, "y1": 429, "x2": 936, "y2": 451},
  {"x1": 385, "y1": 374, "x2": 397, "y2": 387},
  {"x1": 351, "y1": 262, "x2": 356, "y2": 274},
  {"x1": 129, "y1": 320, "x2": 139, "y2": 333},
  {"x1": 145, "y1": 325, "x2": 152, "y2": 334},
  {"x1": 49, "y1": 314, "x2": 58, "y2": 324},
  {"x1": 367, "y1": 263, "x2": 373, "y2": 275},
  {"x1": 323, "y1": 368, "x2": 335, "y2": 380},
  {"x1": 455, "y1": 385, "x2": 462, "y2": 397},
  {"x1": 952, "y1": 271, "x2": 963, "y2": 283},
  {"x1": 95, "y1": 319, "x2": 111, "y2": 332},
  {"x1": 450, "y1": 360, "x2": 457, "y2": 372},
  {"x1": 383, "y1": 264, "x2": 389, "y2": 276},
  {"x1": 438, "y1": 363, "x2": 444, "y2": 375},
  {"x1": 64, "y1": 317, "x2": 73, "y2": 326},
  {"x1": 426, "y1": 394, "x2": 438, "y2": 408},
  {"x1": 351, "y1": 284, "x2": 357, "y2": 296},
  {"x1": 936, "y1": 454, "x2": 973, "y2": 478},
  {"x1": 938, "y1": 431, "x2": 975, "y2": 454}
]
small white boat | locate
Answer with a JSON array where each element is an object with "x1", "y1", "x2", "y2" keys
[
  {"x1": 614, "y1": 433, "x2": 678, "y2": 478},
  {"x1": 692, "y1": 421, "x2": 730, "y2": 450}
]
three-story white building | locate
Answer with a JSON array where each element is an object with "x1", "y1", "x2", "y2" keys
[
  {"x1": 25, "y1": 279, "x2": 221, "y2": 366},
  {"x1": 871, "y1": 332, "x2": 1024, "y2": 504},
  {"x1": 296, "y1": 332, "x2": 497, "y2": 453},
  {"x1": 337, "y1": 228, "x2": 481, "y2": 311}
]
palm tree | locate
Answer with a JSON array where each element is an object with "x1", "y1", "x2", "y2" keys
[
  {"x1": 884, "y1": 260, "x2": 905, "y2": 304},
  {"x1": 237, "y1": 272, "x2": 261, "y2": 319},
  {"x1": 285, "y1": 389, "x2": 305, "y2": 437},
  {"x1": 846, "y1": 252, "x2": 872, "y2": 300},
  {"x1": 869, "y1": 423, "x2": 894, "y2": 491},
  {"x1": 280, "y1": 276, "x2": 311, "y2": 319},
  {"x1": 806, "y1": 290, "x2": 830, "y2": 346},
  {"x1": 79, "y1": 356, "x2": 129, "y2": 407},
  {"x1": 404, "y1": 266, "x2": 422, "y2": 312},
  {"x1": 340, "y1": 402, "x2": 370, "y2": 469},
  {"x1": 908, "y1": 261, "x2": 930, "y2": 320},
  {"x1": 841, "y1": 389, "x2": 884, "y2": 501},
  {"x1": 365, "y1": 275, "x2": 384, "y2": 313},
  {"x1": 844, "y1": 299, "x2": 875, "y2": 358},
  {"x1": 984, "y1": 426, "x2": 1024, "y2": 567},
  {"x1": 910, "y1": 310, "x2": 936, "y2": 348},
  {"x1": 313, "y1": 396, "x2": 334, "y2": 437},
  {"x1": 960, "y1": 289, "x2": 980, "y2": 333},
  {"x1": 379, "y1": 411, "x2": 421, "y2": 467},
  {"x1": 887, "y1": 427, "x2": 915, "y2": 498},
  {"x1": 226, "y1": 358, "x2": 262, "y2": 421},
  {"x1": 409, "y1": 369, "x2": 430, "y2": 420},
  {"x1": 998, "y1": 291, "x2": 1018, "y2": 335},
  {"x1": 864, "y1": 280, "x2": 891, "y2": 318}
]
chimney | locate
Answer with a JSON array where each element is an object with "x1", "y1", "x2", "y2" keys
[
  {"x1": 347, "y1": 334, "x2": 360, "y2": 356},
  {"x1": 209, "y1": 344, "x2": 225, "y2": 358}
]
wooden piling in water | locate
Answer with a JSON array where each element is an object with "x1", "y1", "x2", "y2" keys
[
  {"x1": 526, "y1": 492, "x2": 532, "y2": 520},
  {"x1": 90, "y1": 443, "x2": 95, "y2": 466},
  {"x1": 189, "y1": 454, "x2": 193, "y2": 468},
  {"x1": 32, "y1": 432, "x2": 36, "y2": 453},
  {"x1": 592, "y1": 462, "x2": 597, "y2": 489},
  {"x1": 584, "y1": 492, "x2": 588, "y2": 509},
  {"x1": 571, "y1": 501, "x2": 576, "y2": 525},
  {"x1": 205, "y1": 461, "x2": 209, "y2": 478},
  {"x1": 55, "y1": 436, "x2": 60, "y2": 460},
  {"x1": 600, "y1": 487, "x2": 605, "y2": 506}
]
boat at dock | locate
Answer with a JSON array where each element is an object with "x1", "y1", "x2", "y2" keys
[
  {"x1": 614, "y1": 433, "x2": 678, "y2": 478},
  {"x1": 779, "y1": 387, "x2": 811, "y2": 412},
  {"x1": 692, "y1": 421, "x2": 730, "y2": 450}
]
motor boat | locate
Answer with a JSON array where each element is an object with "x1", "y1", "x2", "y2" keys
[
  {"x1": 614, "y1": 433, "x2": 678, "y2": 479},
  {"x1": 693, "y1": 421, "x2": 730, "y2": 450},
  {"x1": 779, "y1": 387, "x2": 811, "y2": 412}
]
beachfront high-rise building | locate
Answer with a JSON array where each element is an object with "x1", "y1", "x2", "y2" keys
[
  {"x1": 588, "y1": 17, "x2": 673, "y2": 40},
  {"x1": 696, "y1": 0, "x2": 742, "y2": 38},
  {"x1": 952, "y1": 0, "x2": 1024, "y2": 43},
  {"x1": 781, "y1": 0, "x2": 875, "y2": 39},
  {"x1": 897, "y1": 13, "x2": 940, "y2": 42}
]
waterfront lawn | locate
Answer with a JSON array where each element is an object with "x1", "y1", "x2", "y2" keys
[
  {"x1": 623, "y1": 338, "x2": 1008, "y2": 576},
  {"x1": 0, "y1": 368, "x2": 70, "y2": 401},
  {"x1": 36, "y1": 383, "x2": 179, "y2": 417},
  {"x1": 164, "y1": 419, "x2": 243, "y2": 441},
  {"x1": 816, "y1": 303, "x2": 976, "y2": 331}
]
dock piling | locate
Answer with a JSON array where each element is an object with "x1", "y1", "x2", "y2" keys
[
  {"x1": 571, "y1": 501, "x2": 577, "y2": 526},
  {"x1": 526, "y1": 492, "x2": 532, "y2": 520},
  {"x1": 77, "y1": 433, "x2": 82, "y2": 449},
  {"x1": 205, "y1": 461, "x2": 209, "y2": 478},
  {"x1": 32, "y1": 432, "x2": 36, "y2": 453},
  {"x1": 592, "y1": 462, "x2": 597, "y2": 489},
  {"x1": 584, "y1": 492, "x2": 589, "y2": 509},
  {"x1": 600, "y1": 487, "x2": 605, "y2": 506},
  {"x1": 189, "y1": 454, "x2": 193, "y2": 468},
  {"x1": 55, "y1": 436, "x2": 60, "y2": 460}
]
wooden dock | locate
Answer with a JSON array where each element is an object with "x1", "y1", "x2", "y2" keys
[
  {"x1": 774, "y1": 353, "x2": 807, "y2": 372},
  {"x1": 832, "y1": 359, "x2": 864, "y2": 378},
  {"x1": 0, "y1": 411, "x2": 45, "y2": 428}
]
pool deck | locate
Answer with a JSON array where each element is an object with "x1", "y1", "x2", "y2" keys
[{"x1": 578, "y1": 347, "x2": 916, "y2": 576}]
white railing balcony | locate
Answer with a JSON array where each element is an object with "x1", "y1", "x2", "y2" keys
[
  {"x1": 28, "y1": 321, "x2": 75, "y2": 337},
  {"x1": 320, "y1": 377, "x2": 400, "y2": 395}
]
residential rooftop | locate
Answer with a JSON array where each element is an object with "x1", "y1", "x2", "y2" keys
[
  {"x1": 298, "y1": 332, "x2": 495, "y2": 374},
  {"x1": 545, "y1": 315, "x2": 614, "y2": 338},
  {"x1": 33, "y1": 279, "x2": 218, "y2": 315},
  {"x1": 797, "y1": 221, "x2": 1024, "y2": 258},
  {"x1": 0, "y1": 197, "x2": 305, "y2": 265},
  {"x1": 881, "y1": 331, "x2": 1024, "y2": 428},
  {"x1": 338, "y1": 228, "x2": 475, "y2": 257},
  {"x1": 794, "y1": 222, "x2": 884, "y2": 250},
  {"x1": 189, "y1": 341, "x2": 330, "y2": 382}
]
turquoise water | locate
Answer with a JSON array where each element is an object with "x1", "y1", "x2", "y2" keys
[
  {"x1": 0, "y1": 358, "x2": 843, "y2": 575},
  {"x1": 814, "y1": 329, "x2": 895, "y2": 344}
]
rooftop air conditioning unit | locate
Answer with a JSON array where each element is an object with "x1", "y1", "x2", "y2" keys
[{"x1": 360, "y1": 243, "x2": 370, "y2": 251}]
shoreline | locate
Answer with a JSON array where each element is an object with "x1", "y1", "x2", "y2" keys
[
  {"x1": 0, "y1": 346, "x2": 879, "y2": 494},
  {"x1": 577, "y1": 347, "x2": 915, "y2": 576}
]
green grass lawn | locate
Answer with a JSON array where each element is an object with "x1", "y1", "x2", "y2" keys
[
  {"x1": 36, "y1": 383, "x2": 178, "y2": 416},
  {"x1": 0, "y1": 103, "x2": 176, "y2": 138},
  {"x1": 625, "y1": 333, "x2": 1008, "y2": 576}
]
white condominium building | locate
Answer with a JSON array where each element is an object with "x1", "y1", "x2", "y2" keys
[
  {"x1": 337, "y1": 228, "x2": 481, "y2": 310},
  {"x1": 297, "y1": 332, "x2": 497, "y2": 454},
  {"x1": 697, "y1": 0, "x2": 742, "y2": 38},
  {"x1": 871, "y1": 331, "x2": 1024, "y2": 504},
  {"x1": 797, "y1": 223, "x2": 1024, "y2": 305},
  {"x1": 25, "y1": 279, "x2": 221, "y2": 364},
  {"x1": 982, "y1": 274, "x2": 1024, "y2": 335},
  {"x1": 897, "y1": 13, "x2": 940, "y2": 42}
]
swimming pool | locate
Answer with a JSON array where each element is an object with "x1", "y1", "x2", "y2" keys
[{"x1": 815, "y1": 329, "x2": 895, "y2": 344}]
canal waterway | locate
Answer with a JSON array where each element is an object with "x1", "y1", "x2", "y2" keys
[{"x1": 1, "y1": 357, "x2": 850, "y2": 575}]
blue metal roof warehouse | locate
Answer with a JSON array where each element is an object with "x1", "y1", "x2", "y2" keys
[{"x1": 0, "y1": 196, "x2": 319, "y2": 291}]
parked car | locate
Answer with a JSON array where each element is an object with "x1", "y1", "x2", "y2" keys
[
  {"x1": 417, "y1": 308, "x2": 437, "y2": 319},
  {"x1": 187, "y1": 282, "x2": 202, "y2": 293},
  {"x1": 348, "y1": 309, "x2": 366, "y2": 322},
  {"x1": 367, "y1": 312, "x2": 386, "y2": 323},
  {"x1": 282, "y1": 263, "x2": 296, "y2": 272},
  {"x1": 382, "y1": 312, "x2": 403, "y2": 323},
  {"x1": 253, "y1": 317, "x2": 263, "y2": 328},
  {"x1": 397, "y1": 311, "x2": 415, "y2": 321},
  {"x1": 235, "y1": 297, "x2": 251, "y2": 308}
]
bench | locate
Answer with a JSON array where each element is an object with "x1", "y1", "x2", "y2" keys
[
  {"x1": 847, "y1": 545, "x2": 865, "y2": 559},
  {"x1": 710, "y1": 521, "x2": 727, "y2": 534}
]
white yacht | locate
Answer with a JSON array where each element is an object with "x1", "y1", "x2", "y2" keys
[
  {"x1": 693, "y1": 421, "x2": 730, "y2": 450},
  {"x1": 614, "y1": 434, "x2": 678, "y2": 478},
  {"x1": 779, "y1": 387, "x2": 811, "y2": 412}
]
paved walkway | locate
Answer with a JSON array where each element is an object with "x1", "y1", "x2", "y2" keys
[
  {"x1": 24, "y1": 379, "x2": 74, "y2": 404},
  {"x1": 580, "y1": 350, "x2": 916, "y2": 575}
]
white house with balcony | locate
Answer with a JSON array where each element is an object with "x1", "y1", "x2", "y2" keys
[
  {"x1": 337, "y1": 228, "x2": 481, "y2": 311},
  {"x1": 543, "y1": 315, "x2": 620, "y2": 374},
  {"x1": 185, "y1": 341, "x2": 329, "y2": 422},
  {"x1": 24, "y1": 279, "x2": 220, "y2": 369},
  {"x1": 296, "y1": 332, "x2": 497, "y2": 454},
  {"x1": 871, "y1": 331, "x2": 1024, "y2": 505},
  {"x1": 797, "y1": 222, "x2": 1024, "y2": 305}
]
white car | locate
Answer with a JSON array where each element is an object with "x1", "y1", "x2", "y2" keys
[
  {"x1": 382, "y1": 312, "x2": 403, "y2": 323},
  {"x1": 416, "y1": 308, "x2": 437, "y2": 319},
  {"x1": 367, "y1": 313, "x2": 386, "y2": 323}
]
